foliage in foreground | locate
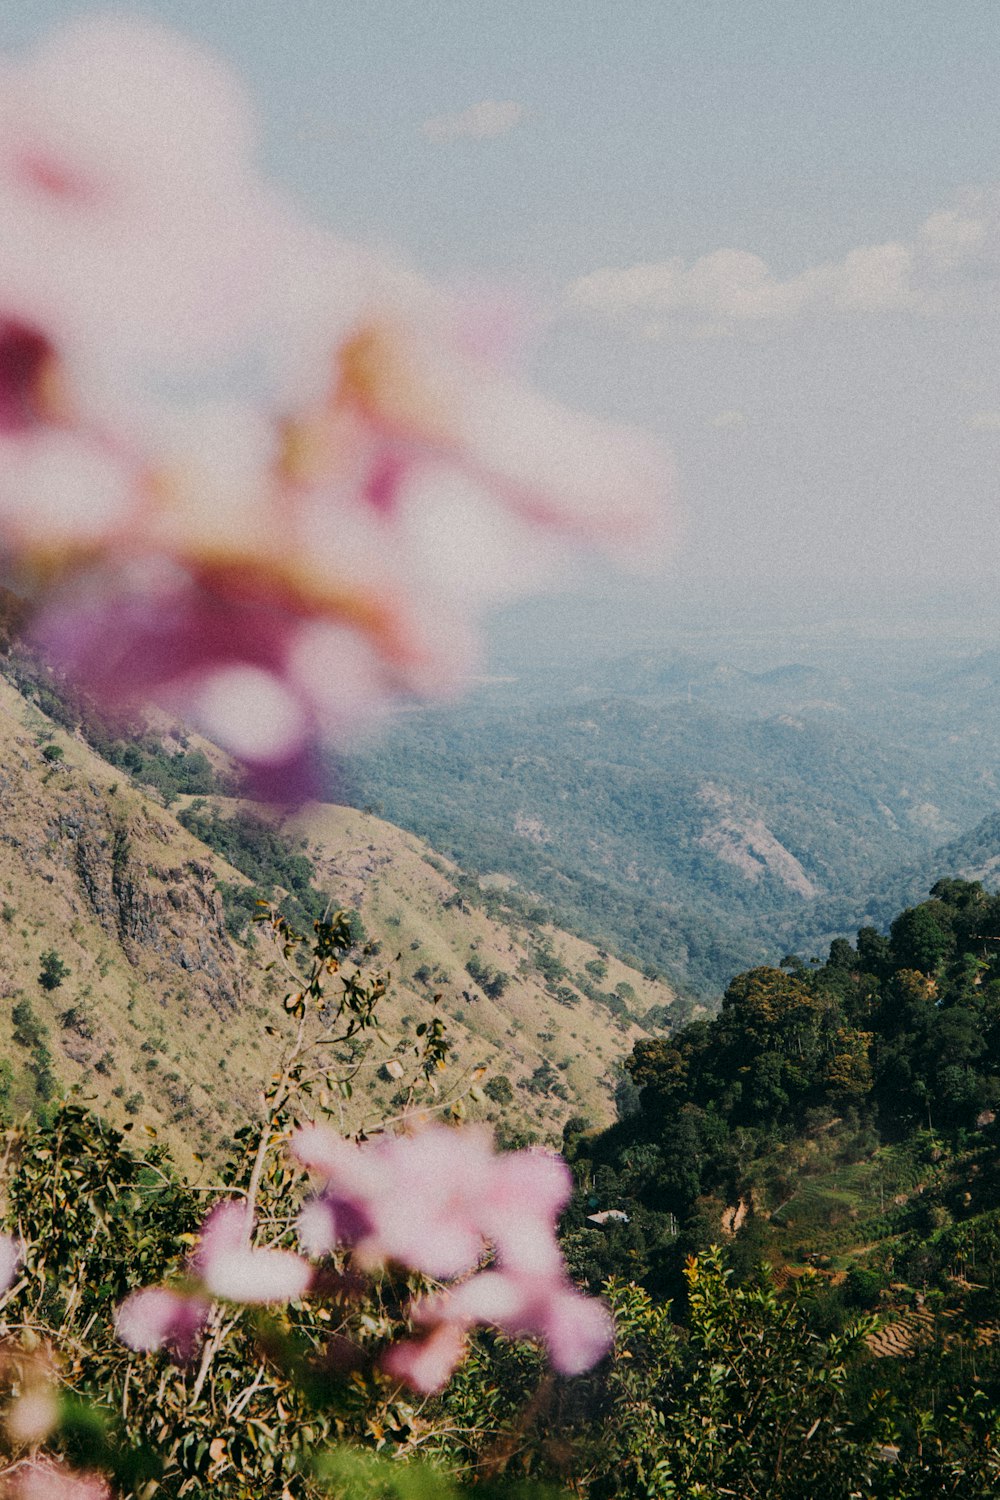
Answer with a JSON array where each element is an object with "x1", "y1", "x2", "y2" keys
[
  {"x1": 3, "y1": 888, "x2": 1000, "y2": 1495},
  {"x1": 5, "y1": 1115, "x2": 1000, "y2": 1500}
]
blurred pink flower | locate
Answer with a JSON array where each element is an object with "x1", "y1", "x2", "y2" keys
[
  {"x1": 379, "y1": 1321, "x2": 467, "y2": 1395},
  {"x1": 481, "y1": 1149, "x2": 573, "y2": 1278},
  {"x1": 114, "y1": 1286, "x2": 209, "y2": 1361},
  {"x1": 115, "y1": 1200, "x2": 310, "y2": 1361},
  {"x1": 0, "y1": 14, "x2": 288, "y2": 581},
  {"x1": 293, "y1": 1126, "x2": 382, "y2": 1251},
  {"x1": 0, "y1": 316, "x2": 140, "y2": 566},
  {"x1": 0, "y1": 1233, "x2": 21, "y2": 1294},
  {"x1": 194, "y1": 1201, "x2": 312, "y2": 1304},
  {"x1": 0, "y1": 13, "x2": 282, "y2": 366},
  {"x1": 353, "y1": 1128, "x2": 496, "y2": 1279},
  {"x1": 420, "y1": 1269, "x2": 614, "y2": 1376},
  {"x1": 0, "y1": 16, "x2": 670, "y2": 801},
  {"x1": 295, "y1": 1126, "x2": 575, "y2": 1280},
  {"x1": 294, "y1": 1123, "x2": 612, "y2": 1390},
  {"x1": 293, "y1": 1124, "x2": 496, "y2": 1277},
  {"x1": 4, "y1": 1461, "x2": 110, "y2": 1500}
]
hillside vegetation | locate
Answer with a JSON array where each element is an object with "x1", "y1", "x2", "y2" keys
[
  {"x1": 6, "y1": 646, "x2": 1000, "y2": 1493},
  {"x1": 0, "y1": 657, "x2": 678, "y2": 1158},
  {"x1": 573, "y1": 878, "x2": 1000, "y2": 1325}
]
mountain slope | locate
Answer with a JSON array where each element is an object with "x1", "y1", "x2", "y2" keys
[{"x1": 0, "y1": 672, "x2": 677, "y2": 1159}]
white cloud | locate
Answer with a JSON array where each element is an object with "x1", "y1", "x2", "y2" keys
[
  {"x1": 564, "y1": 189, "x2": 1000, "y2": 338},
  {"x1": 918, "y1": 207, "x2": 989, "y2": 271},
  {"x1": 421, "y1": 99, "x2": 525, "y2": 143},
  {"x1": 965, "y1": 411, "x2": 1000, "y2": 431},
  {"x1": 710, "y1": 409, "x2": 747, "y2": 429}
]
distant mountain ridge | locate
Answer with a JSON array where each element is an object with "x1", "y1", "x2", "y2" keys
[
  {"x1": 844, "y1": 809, "x2": 1000, "y2": 934},
  {"x1": 345, "y1": 635, "x2": 1000, "y2": 993}
]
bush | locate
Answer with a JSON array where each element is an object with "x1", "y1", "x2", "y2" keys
[
  {"x1": 38, "y1": 949, "x2": 69, "y2": 991},
  {"x1": 484, "y1": 1075, "x2": 514, "y2": 1105},
  {"x1": 845, "y1": 1263, "x2": 885, "y2": 1308}
]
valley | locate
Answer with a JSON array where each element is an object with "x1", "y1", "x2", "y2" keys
[
  {"x1": 5, "y1": 613, "x2": 1000, "y2": 1494},
  {"x1": 345, "y1": 609, "x2": 1000, "y2": 996}
]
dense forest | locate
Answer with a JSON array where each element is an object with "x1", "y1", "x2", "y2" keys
[
  {"x1": 577, "y1": 878, "x2": 1000, "y2": 1278},
  {"x1": 535, "y1": 878, "x2": 1000, "y2": 1493}
]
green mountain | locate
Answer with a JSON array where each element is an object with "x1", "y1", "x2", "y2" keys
[{"x1": 343, "y1": 635, "x2": 1000, "y2": 994}]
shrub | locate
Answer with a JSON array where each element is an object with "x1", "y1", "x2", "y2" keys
[
  {"x1": 38, "y1": 949, "x2": 70, "y2": 991},
  {"x1": 484, "y1": 1075, "x2": 514, "y2": 1105}
]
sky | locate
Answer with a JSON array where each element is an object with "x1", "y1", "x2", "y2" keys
[{"x1": 7, "y1": 0, "x2": 1000, "y2": 626}]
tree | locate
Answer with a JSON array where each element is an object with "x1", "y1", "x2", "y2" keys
[
  {"x1": 890, "y1": 902, "x2": 954, "y2": 975},
  {"x1": 483, "y1": 1074, "x2": 513, "y2": 1105},
  {"x1": 827, "y1": 936, "x2": 857, "y2": 971},
  {"x1": 38, "y1": 948, "x2": 69, "y2": 991},
  {"x1": 857, "y1": 925, "x2": 892, "y2": 979}
]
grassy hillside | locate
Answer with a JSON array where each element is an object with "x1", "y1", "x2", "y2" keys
[{"x1": 0, "y1": 668, "x2": 679, "y2": 1160}]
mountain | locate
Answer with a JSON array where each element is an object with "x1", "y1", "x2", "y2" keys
[
  {"x1": 0, "y1": 666, "x2": 678, "y2": 1161},
  {"x1": 845, "y1": 808, "x2": 1000, "y2": 934},
  {"x1": 342, "y1": 629, "x2": 1000, "y2": 995}
]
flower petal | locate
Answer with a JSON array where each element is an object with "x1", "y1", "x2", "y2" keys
[
  {"x1": 114, "y1": 1287, "x2": 209, "y2": 1359},
  {"x1": 201, "y1": 1247, "x2": 312, "y2": 1304},
  {"x1": 0, "y1": 1232, "x2": 22, "y2": 1293},
  {"x1": 380, "y1": 1322, "x2": 466, "y2": 1394}
]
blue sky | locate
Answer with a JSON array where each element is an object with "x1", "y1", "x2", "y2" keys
[{"x1": 8, "y1": 2, "x2": 1000, "y2": 615}]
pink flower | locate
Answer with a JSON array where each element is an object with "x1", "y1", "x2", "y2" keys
[
  {"x1": 4, "y1": 1460, "x2": 110, "y2": 1500},
  {"x1": 0, "y1": 317, "x2": 139, "y2": 563},
  {"x1": 31, "y1": 561, "x2": 424, "y2": 802},
  {"x1": 481, "y1": 1150, "x2": 573, "y2": 1278},
  {"x1": 115, "y1": 1200, "x2": 310, "y2": 1361},
  {"x1": 323, "y1": 316, "x2": 667, "y2": 550},
  {"x1": 0, "y1": 320, "x2": 56, "y2": 433},
  {"x1": 193, "y1": 1201, "x2": 312, "y2": 1304},
  {"x1": 293, "y1": 1124, "x2": 495, "y2": 1278},
  {"x1": 379, "y1": 1321, "x2": 467, "y2": 1395},
  {"x1": 0, "y1": 17, "x2": 670, "y2": 802},
  {"x1": 0, "y1": 1232, "x2": 21, "y2": 1293},
  {"x1": 293, "y1": 1133, "x2": 380, "y2": 1253},
  {"x1": 293, "y1": 1127, "x2": 575, "y2": 1281},
  {"x1": 415, "y1": 1269, "x2": 613, "y2": 1377},
  {"x1": 356, "y1": 1128, "x2": 496, "y2": 1279},
  {"x1": 383, "y1": 1269, "x2": 614, "y2": 1393},
  {"x1": 293, "y1": 1123, "x2": 613, "y2": 1391},
  {"x1": 0, "y1": 14, "x2": 284, "y2": 367},
  {"x1": 541, "y1": 1283, "x2": 615, "y2": 1374},
  {"x1": 0, "y1": 17, "x2": 288, "y2": 580},
  {"x1": 114, "y1": 1286, "x2": 209, "y2": 1361},
  {"x1": 5, "y1": 1466, "x2": 107, "y2": 1500}
]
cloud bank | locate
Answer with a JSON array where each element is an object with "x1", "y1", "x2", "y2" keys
[
  {"x1": 421, "y1": 100, "x2": 525, "y2": 143},
  {"x1": 565, "y1": 190, "x2": 1000, "y2": 338}
]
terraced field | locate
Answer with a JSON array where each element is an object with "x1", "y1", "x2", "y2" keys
[
  {"x1": 866, "y1": 1306, "x2": 942, "y2": 1359},
  {"x1": 768, "y1": 1147, "x2": 940, "y2": 1263}
]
